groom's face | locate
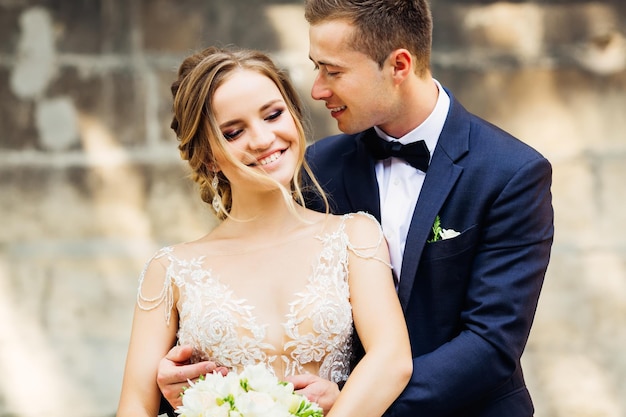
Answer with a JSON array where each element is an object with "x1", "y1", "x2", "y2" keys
[{"x1": 308, "y1": 19, "x2": 397, "y2": 135}]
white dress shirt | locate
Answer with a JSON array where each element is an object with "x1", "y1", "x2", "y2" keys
[{"x1": 374, "y1": 79, "x2": 450, "y2": 282}]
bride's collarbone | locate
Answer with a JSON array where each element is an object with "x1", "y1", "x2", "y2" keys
[{"x1": 199, "y1": 219, "x2": 334, "y2": 256}]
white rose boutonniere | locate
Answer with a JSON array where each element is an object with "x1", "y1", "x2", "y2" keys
[
  {"x1": 176, "y1": 363, "x2": 323, "y2": 417},
  {"x1": 428, "y1": 215, "x2": 460, "y2": 243}
]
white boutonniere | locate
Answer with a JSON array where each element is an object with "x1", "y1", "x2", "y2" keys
[{"x1": 427, "y1": 215, "x2": 460, "y2": 243}]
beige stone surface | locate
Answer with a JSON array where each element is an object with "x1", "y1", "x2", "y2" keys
[{"x1": 0, "y1": 1, "x2": 624, "y2": 416}]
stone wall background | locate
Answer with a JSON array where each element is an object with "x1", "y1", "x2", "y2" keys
[{"x1": 0, "y1": 1, "x2": 624, "y2": 416}]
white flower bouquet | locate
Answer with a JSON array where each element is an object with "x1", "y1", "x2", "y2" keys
[{"x1": 176, "y1": 363, "x2": 324, "y2": 417}]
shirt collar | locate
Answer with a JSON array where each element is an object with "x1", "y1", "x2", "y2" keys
[{"x1": 374, "y1": 78, "x2": 450, "y2": 159}]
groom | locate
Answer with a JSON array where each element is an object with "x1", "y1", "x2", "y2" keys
[
  {"x1": 294, "y1": 1, "x2": 553, "y2": 416},
  {"x1": 157, "y1": 1, "x2": 554, "y2": 416}
]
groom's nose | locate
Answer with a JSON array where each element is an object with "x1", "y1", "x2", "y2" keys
[{"x1": 311, "y1": 73, "x2": 331, "y2": 101}]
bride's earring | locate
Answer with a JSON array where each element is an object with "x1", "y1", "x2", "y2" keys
[{"x1": 211, "y1": 174, "x2": 221, "y2": 213}]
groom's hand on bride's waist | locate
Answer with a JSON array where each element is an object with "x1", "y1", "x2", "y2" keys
[
  {"x1": 286, "y1": 373, "x2": 340, "y2": 415},
  {"x1": 157, "y1": 344, "x2": 228, "y2": 408}
]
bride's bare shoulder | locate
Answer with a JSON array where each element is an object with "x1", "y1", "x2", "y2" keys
[
  {"x1": 311, "y1": 211, "x2": 380, "y2": 236},
  {"x1": 166, "y1": 228, "x2": 225, "y2": 259},
  {"x1": 340, "y1": 211, "x2": 385, "y2": 243}
]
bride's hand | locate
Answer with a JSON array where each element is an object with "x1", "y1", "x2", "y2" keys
[
  {"x1": 157, "y1": 345, "x2": 228, "y2": 408},
  {"x1": 286, "y1": 374, "x2": 340, "y2": 415}
]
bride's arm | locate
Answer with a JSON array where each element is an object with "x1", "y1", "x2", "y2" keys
[
  {"x1": 327, "y1": 214, "x2": 412, "y2": 417},
  {"x1": 116, "y1": 256, "x2": 179, "y2": 417}
]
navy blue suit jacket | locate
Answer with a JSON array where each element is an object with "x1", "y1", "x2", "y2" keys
[{"x1": 305, "y1": 91, "x2": 554, "y2": 417}]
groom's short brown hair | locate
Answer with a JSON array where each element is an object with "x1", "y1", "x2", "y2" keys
[{"x1": 304, "y1": 0, "x2": 433, "y2": 76}]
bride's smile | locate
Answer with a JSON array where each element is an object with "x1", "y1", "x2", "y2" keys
[{"x1": 253, "y1": 149, "x2": 284, "y2": 167}]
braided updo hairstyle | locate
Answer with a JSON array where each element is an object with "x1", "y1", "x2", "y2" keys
[{"x1": 170, "y1": 46, "x2": 327, "y2": 220}]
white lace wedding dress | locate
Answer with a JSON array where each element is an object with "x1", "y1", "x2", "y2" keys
[{"x1": 137, "y1": 212, "x2": 387, "y2": 384}]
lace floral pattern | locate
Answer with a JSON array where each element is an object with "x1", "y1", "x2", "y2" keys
[{"x1": 137, "y1": 212, "x2": 386, "y2": 383}]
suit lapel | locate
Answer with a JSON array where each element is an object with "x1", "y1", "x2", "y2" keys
[
  {"x1": 396, "y1": 95, "x2": 470, "y2": 310},
  {"x1": 341, "y1": 129, "x2": 381, "y2": 220}
]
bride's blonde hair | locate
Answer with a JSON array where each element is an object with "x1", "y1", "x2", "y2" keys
[{"x1": 170, "y1": 46, "x2": 328, "y2": 220}]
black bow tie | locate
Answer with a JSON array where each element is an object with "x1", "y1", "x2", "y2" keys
[{"x1": 362, "y1": 131, "x2": 430, "y2": 172}]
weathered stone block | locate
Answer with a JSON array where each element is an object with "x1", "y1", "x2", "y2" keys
[
  {"x1": 598, "y1": 157, "x2": 626, "y2": 246},
  {"x1": 0, "y1": 7, "x2": 20, "y2": 54},
  {"x1": 0, "y1": 248, "x2": 141, "y2": 417},
  {"x1": 142, "y1": 163, "x2": 219, "y2": 244},
  {"x1": 141, "y1": 0, "x2": 209, "y2": 53},
  {"x1": 141, "y1": 0, "x2": 283, "y2": 52},
  {"x1": 46, "y1": 67, "x2": 148, "y2": 147},
  {"x1": 156, "y1": 67, "x2": 183, "y2": 143},
  {"x1": 0, "y1": 68, "x2": 39, "y2": 150},
  {"x1": 550, "y1": 159, "x2": 598, "y2": 247},
  {"x1": 432, "y1": 2, "x2": 626, "y2": 76},
  {"x1": 51, "y1": 0, "x2": 134, "y2": 54}
]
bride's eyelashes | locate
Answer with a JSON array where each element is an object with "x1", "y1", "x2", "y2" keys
[
  {"x1": 223, "y1": 129, "x2": 242, "y2": 141},
  {"x1": 221, "y1": 108, "x2": 286, "y2": 141},
  {"x1": 265, "y1": 108, "x2": 284, "y2": 121}
]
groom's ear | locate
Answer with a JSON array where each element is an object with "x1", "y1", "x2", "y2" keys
[{"x1": 388, "y1": 49, "x2": 413, "y2": 84}]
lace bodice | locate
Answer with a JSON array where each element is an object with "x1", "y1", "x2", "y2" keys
[{"x1": 137, "y1": 212, "x2": 388, "y2": 384}]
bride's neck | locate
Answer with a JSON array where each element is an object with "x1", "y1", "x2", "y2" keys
[{"x1": 221, "y1": 190, "x2": 313, "y2": 238}]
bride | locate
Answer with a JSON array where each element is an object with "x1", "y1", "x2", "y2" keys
[{"x1": 116, "y1": 46, "x2": 412, "y2": 417}]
